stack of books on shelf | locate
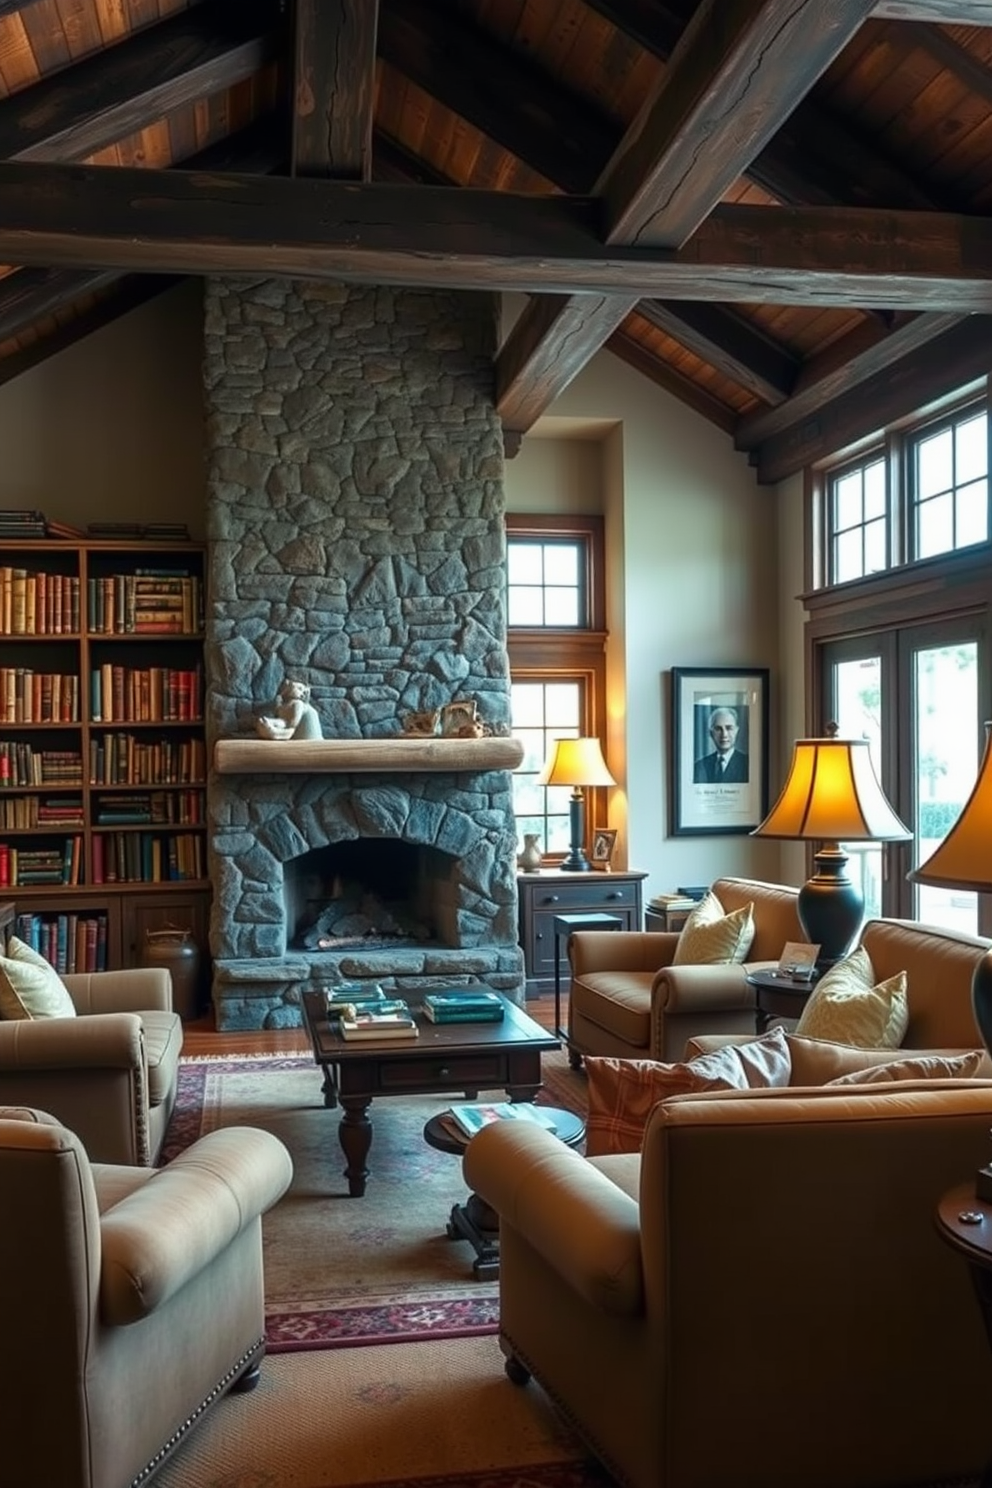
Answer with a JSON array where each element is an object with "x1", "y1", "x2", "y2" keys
[
  {"x1": 649, "y1": 891, "x2": 698, "y2": 913},
  {"x1": 0, "y1": 745, "x2": 83, "y2": 787},
  {"x1": 14, "y1": 910, "x2": 108, "y2": 973},
  {"x1": 337, "y1": 999, "x2": 419, "y2": 1041},
  {"x1": 0, "y1": 836, "x2": 81, "y2": 887},
  {"x1": 86, "y1": 570, "x2": 203, "y2": 635},
  {"x1": 0, "y1": 567, "x2": 81, "y2": 634},
  {"x1": 89, "y1": 663, "x2": 203, "y2": 724},
  {"x1": 89, "y1": 733, "x2": 206, "y2": 787},
  {"x1": 94, "y1": 790, "x2": 203, "y2": 825},
  {"x1": 92, "y1": 831, "x2": 203, "y2": 884},
  {"x1": 0, "y1": 509, "x2": 47, "y2": 538},
  {"x1": 0, "y1": 795, "x2": 84, "y2": 830},
  {"x1": 443, "y1": 1102, "x2": 559, "y2": 1140},
  {"x1": 0, "y1": 667, "x2": 80, "y2": 723},
  {"x1": 423, "y1": 990, "x2": 505, "y2": 1023}
]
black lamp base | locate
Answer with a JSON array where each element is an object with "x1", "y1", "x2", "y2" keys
[
  {"x1": 797, "y1": 844, "x2": 864, "y2": 971},
  {"x1": 559, "y1": 788, "x2": 592, "y2": 872}
]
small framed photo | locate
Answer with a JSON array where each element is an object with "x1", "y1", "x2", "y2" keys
[
  {"x1": 441, "y1": 699, "x2": 478, "y2": 736},
  {"x1": 591, "y1": 828, "x2": 618, "y2": 868},
  {"x1": 777, "y1": 941, "x2": 820, "y2": 983},
  {"x1": 671, "y1": 667, "x2": 769, "y2": 836}
]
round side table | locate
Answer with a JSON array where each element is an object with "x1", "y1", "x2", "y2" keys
[
  {"x1": 424, "y1": 1106, "x2": 585, "y2": 1281},
  {"x1": 745, "y1": 967, "x2": 818, "y2": 1033}
]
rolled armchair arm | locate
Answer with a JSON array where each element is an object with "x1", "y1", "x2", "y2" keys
[
  {"x1": 652, "y1": 963, "x2": 757, "y2": 1016},
  {"x1": 464, "y1": 1121, "x2": 643, "y2": 1317},
  {"x1": 570, "y1": 930, "x2": 678, "y2": 978},
  {"x1": 99, "y1": 1127, "x2": 294, "y2": 1324},
  {"x1": 0, "y1": 1011, "x2": 144, "y2": 1070},
  {"x1": 64, "y1": 967, "x2": 173, "y2": 1015}
]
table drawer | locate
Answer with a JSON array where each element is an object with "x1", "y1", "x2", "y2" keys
[
  {"x1": 378, "y1": 1054, "x2": 505, "y2": 1091},
  {"x1": 526, "y1": 881, "x2": 639, "y2": 913}
]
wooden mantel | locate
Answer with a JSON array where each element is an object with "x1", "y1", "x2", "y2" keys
[{"x1": 213, "y1": 736, "x2": 525, "y2": 774}]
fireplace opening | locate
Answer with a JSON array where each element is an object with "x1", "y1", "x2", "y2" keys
[{"x1": 284, "y1": 840, "x2": 458, "y2": 951}]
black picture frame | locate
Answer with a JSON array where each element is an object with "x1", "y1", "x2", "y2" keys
[{"x1": 671, "y1": 667, "x2": 769, "y2": 836}]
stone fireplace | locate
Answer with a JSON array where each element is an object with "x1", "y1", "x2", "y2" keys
[{"x1": 202, "y1": 280, "x2": 524, "y2": 1029}]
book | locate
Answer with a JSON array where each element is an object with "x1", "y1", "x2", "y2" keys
[
  {"x1": 339, "y1": 1011, "x2": 419, "y2": 1041},
  {"x1": 325, "y1": 982, "x2": 384, "y2": 1005},
  {"x1": 649, "y1": 892, "x2": 696, "y2": 911},
  {"x1": 447, "y1": 1102, "x2": 558, "y2": 1139},
  {"x1": 423, "y1": 990, "x2": 505, "y2": 1023}
]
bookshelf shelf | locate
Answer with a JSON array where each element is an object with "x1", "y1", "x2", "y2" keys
[{"x1": 0, "y1": 537, "x2": 211, "y2": 988}]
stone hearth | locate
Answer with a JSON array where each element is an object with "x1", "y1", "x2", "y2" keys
[{"x1": 202, "y1": 281, "x2": 524, "y2": 1029}]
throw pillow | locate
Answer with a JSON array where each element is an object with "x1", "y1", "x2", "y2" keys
[
  {"x1": 0, "y1": 937, "x2": 76, "y2": 1021},
  {"x1": 826, "y1": 1049, "x2": 985, "y2": 1085},
  {"x1": 671, "y1": 890, "x2": 755, "y2": 967},
  {"x1": 794, "y1": 946, "x2": 908, "y2": 1048},
  {"x1": 584, "y1": 1025, "x2": 792, "y2": 1156}
]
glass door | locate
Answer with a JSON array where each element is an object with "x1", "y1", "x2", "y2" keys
[{"x1": 820, "y1": 617, "x2": 987, "y2": 928}]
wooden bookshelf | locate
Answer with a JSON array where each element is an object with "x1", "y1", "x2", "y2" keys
[{"x1": 0, "y1": 538, "x2": 210, "y2": 981}]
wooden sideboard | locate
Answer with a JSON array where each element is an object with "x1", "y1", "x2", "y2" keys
[{"x1": 517, "y1": 869, "x2": 647, "y2": 998}]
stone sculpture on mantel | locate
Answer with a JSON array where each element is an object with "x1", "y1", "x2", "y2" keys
[{"x1": 255, "y1": 679, "x2": 323, "y2": 741}]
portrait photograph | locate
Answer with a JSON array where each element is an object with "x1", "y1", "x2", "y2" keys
[{"x1": 671, "y1": 667, "x2": 769, "y2": 835}]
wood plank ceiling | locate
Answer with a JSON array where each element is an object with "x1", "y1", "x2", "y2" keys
[{"x1": 0, "y1": 0, "x2": 990, "y2": 484}]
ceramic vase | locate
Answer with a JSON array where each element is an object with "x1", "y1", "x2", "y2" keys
[{"x1": 517, "y1": 833, "x2": 543, "y2": 871}]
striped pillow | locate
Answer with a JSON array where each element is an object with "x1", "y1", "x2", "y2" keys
[{"x1": 671, "y1": 890, "x2": 755, "y2": 966}]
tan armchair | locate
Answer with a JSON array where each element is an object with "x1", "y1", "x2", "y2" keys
[
  {"x1": 465, "y1": 1078, "x2": 992, "y2": 1488},
  {"x1": 568, "y1": 876, "x2": 802, "y2": 1062},
  {"x1": 0, "y1": 1104, "x2": 293, "y2": 1488},
  {"x1": 0, "y1": 966, "x2": 182, "y2": 1164}
]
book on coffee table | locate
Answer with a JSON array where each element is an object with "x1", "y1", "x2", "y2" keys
[
  {"x1": 423, "y1": 991, "x2": 504, "y2": 1023},
  {"x1": 338, "y1": 1005, "x2": 419, "y2": 1040},
  {"x1": 447, "y1": 1102, "x2": 557, "y2": 1138}
]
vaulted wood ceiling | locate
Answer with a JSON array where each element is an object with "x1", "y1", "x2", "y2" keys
[{"x1": 0, "y1": 0, "x2": 991, "y2": 483}]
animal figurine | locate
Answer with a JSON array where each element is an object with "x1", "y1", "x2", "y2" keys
[
  {"x1": 402, "y1": 709, "x2": 440, "y2": 736},
  {"x1": 255, "y1": 679, "x2": 322, "y2": 740}
]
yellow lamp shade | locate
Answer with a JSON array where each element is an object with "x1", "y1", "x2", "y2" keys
[
  {"x1": 910, "y1": 722, "x2": 992, "y2": 893},
  {"x1": 753, "y1": 736, "x2": 911, "y2": 843},
  {"x1": 537, "y1": 737, "x2": 616, "y2": 789}
]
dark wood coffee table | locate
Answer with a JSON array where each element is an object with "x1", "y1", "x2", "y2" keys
[{"x1": 300, "y1": 990, "x2": 560, "y2": 1196}]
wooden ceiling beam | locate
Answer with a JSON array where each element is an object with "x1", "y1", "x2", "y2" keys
[
  {"x1": 871, "y1": 3, "x2": 992, "y2": 21},
  {"x1": 607, "y1": 327, "x2": 738, "y2": 435},
  {"x1": 634, "y1": 301, "x2": 799, "y2": 405},
  {"x1": 292, "y1": 0, "x2": 378, "y2": 180},
  {"x1": 3, "y1": 167, "x2": 992, "y2": 311},
  {"x1": 496, "y1": 0, "x2": 877, "y2": 431},
  {"x1": 0, "y1": 0, "x2": 282, "y2": 164}
]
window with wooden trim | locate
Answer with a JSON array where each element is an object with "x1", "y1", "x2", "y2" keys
[{"x1": 506, "y1": 515, "x2": 607, "y2": 864}]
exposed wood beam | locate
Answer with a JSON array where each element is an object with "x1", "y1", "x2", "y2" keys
[
  {"x1": 607, "y1": 326, "x2": 739, "y2": 435},
  {"x1": 871, "y1": 3, "x2": 992, "y2": 20},
  {"x1": 736, "y1": 312, "x2": 966, "y2": 449},
  {"x1": 497, "y1": 0, "x2": 877, "y2": 431},
  {"x1": 292, "y1": 0, "x2": 378, "y2": 180},
  {"x1": 634, "y1": 301, "x2": 799, "y2": 405},
  {"x1": 897, "y1": 22, "x2": 992, "y2": 105},
  {"x1": 753, "y1": 318, "x2": 992, "y2": 484},
  {"x1": 0, "y1": 0, "x2": 281, "y2": 164},
  {"x1": 4, "y1": 167, "x2": 992, "y2": 312}
]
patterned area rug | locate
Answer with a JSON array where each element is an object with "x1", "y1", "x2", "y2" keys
[{"x1": 162, "y1": 1048, "x2": 589, "y2": 1352}]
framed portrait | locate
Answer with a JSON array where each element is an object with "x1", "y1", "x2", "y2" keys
[
  {"x1": 671, "y1": 667, "x2": 769, "y2": 836},
  {"x1": 591, "y1": 828, "x2": 618, "y2": 868}
]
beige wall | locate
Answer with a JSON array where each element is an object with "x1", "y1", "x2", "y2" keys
[{"x1": 0, "y1": 281, "x2": 804, "y2": 903}]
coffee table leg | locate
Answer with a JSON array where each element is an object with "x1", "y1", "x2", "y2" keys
[{"x1": 339, "y1": 1097, "x2": 372, "y2": 1196}]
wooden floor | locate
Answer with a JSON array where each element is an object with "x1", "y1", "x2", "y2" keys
[{"x1": 181, "y1": 994, "x2": 562, "y2": 1058}]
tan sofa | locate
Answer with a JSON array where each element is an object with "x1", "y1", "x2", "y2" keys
[
  {"x1": 0, "y1": 965, "x2": 182, "y2": 1164},
  {"x1": 0, "y1": 1104, "x2": 293, "y2": 1488},
  {"x1": 567, "y1": 876, "x2": 803, "y2": 1062},
  {"x1": 465, "y1": 1062, "x2": 992, "y2": 1488}
]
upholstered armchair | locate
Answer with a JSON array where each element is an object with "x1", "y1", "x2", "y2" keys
[
  {"x1": 0, "y1": 1105, "x2": 293, "y2": 1488},
  {"x1": 465, "y1": 1080, "x2": 992, "y2": 1488},
  {"x1": 568, "y1": 876, "x2": 803, "y2": 1062},
  {"x1": 0, "y1": 965, "x2": 182, "y2": 1164}
]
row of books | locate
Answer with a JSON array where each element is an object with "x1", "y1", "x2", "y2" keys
[
  {"x1": 90, "y1": 664, "x2": 203, "y2": 724},
  {"x1": 89, "y1": 733, "x2": 207, "y2": 786},
  {"x1": 0, "y1": 669, "x2": 81, "y2": 723},
  {"x1": 91, "y1": 830, "x2": 205, "y2": 884},
  {"x1": 0, "y1": 837, "x2": 81, "y2": 886},
  {"x1": 94, "y1": 790, "x2": 204, "y2": 825},
  {"x1": 13, "y1": 910, "x2": 109, "y2": 974},
  {"x1": 0, "y1": 745, "x2": 83, "y2": 786},
  {"x1": 0, "y1": 795, "x2": 84, "y2": 830},
  {"x1": 87, "y1": 572, "x2": 203, "y2": 636},
  {"x1": 0, "y1": 568, "x2": 80, "y2": 635}
]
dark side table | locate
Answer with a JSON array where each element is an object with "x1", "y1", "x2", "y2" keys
[
  {"x1": 935, "y1": 1182, "x2": 992, "y2": 1488},
  {"x1": 745, "y1": 967, "x2": 818, "y2": 1034},
  {"x1": 424, "y1": 1107, "x2": 586, "y2": 1281},
  {"x1": 552, "y1": 912, "x2": 624, "y2": 1040}
]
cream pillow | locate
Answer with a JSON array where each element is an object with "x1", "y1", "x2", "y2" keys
[
  {"x1": 672, "y1": 891, "x2": 755, "y2": 966},
  {"x1": 826, "y1": 1049, "x2": 985, "y2": 1085},
  {"x1": 794, "y1": 946, "x2": 908, "y2": 1049},
  {"x1": 0, "y1": 937, "x2": 76, "y2": 1020}
]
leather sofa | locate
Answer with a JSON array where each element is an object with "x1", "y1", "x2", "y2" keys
[
  {"x1": 567, "y1": 876, "x2": 803, "y2": 1062},
  {"x1": 0, "y1": 965, "x2": 182, "y2": 1164},
  {"x1": 464, "y1": 1067, "x2": 992, "y2": 1488},
  {"x1": 0, "y1": 1104, "x2": 293, "y2": 1488}
]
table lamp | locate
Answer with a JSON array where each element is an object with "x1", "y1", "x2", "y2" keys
[
  {"x1": 751, "y1": 725, "x2": 911, "y2": 969},
  {"x1": 909, "y1": 721, "x2": 992, "y2": 1053},
  {"x1": 537, "y1": 737, "x2": 615, "y2": 872}
]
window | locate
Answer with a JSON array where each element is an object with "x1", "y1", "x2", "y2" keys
[
  {"x1": 813, "y1": 394, "x2": 990, "y2": 589},
  {"x1": 506, "y1": 515, "x2": 607, "y2": 862}
]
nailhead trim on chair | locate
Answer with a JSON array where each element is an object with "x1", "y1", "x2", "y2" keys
[{"x1": 129, "y1": 1338, "x2": 266, "y2": 1487}]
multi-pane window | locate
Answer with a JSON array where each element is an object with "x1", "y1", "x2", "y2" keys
[
  {"x1": 815, "y1": 396, "x2": 990, "y2": 589},
  {"x1": 506, "y1": 516, "x2": 606, "y2": 864},
  {"x1": 830, "y1": 456, "x2": 887, "y2": 583},
  {"x1": 912, "y1": 408, "x2": 988, "y2": 560}
]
